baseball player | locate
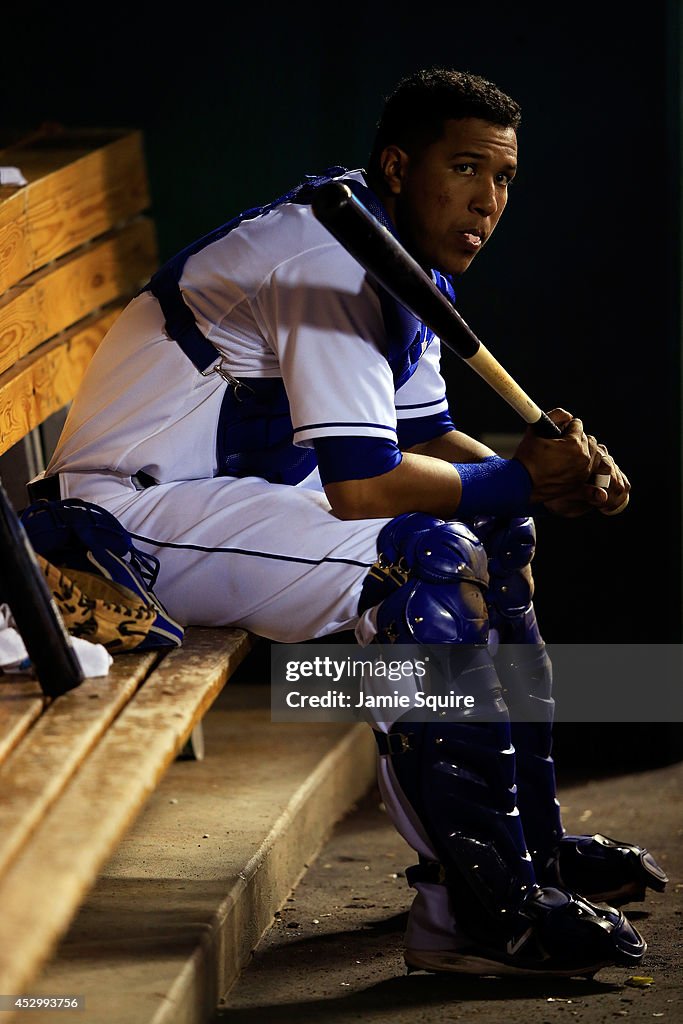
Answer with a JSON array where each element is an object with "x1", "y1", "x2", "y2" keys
[{"x1": 37, "y1": 67, "x2": 666, "y2": 977}]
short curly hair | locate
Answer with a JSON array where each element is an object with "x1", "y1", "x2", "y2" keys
[{"x1": 368, "y1": 67, "x2": 521, "y2": 176}]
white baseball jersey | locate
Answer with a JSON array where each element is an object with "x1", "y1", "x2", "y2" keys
[{"x1": 47, "y1": 169, "x2": 453, "y2": 641}]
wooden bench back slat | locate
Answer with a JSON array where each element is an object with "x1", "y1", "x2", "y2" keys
[
  {"x1": 0, "y1": 217, "x2": 157, "y2": 377},
  {"x1": 0, "y1": 303, "x2": 123, "y2": 456},
  {"x1": 0, "y1": 130, "x2": 151, "y2": 294}
]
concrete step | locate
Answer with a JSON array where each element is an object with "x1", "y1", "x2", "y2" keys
[{"x1": 18, "y1": 654, "x2": 377, "y2": 1024}]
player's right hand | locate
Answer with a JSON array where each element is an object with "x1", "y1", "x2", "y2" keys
[
  {"x1": 591, "y1": 443, "x2": 631, "y2": 516},
  {"x1": 513, "y1": 407, "x2": 605, "y2": 510}
]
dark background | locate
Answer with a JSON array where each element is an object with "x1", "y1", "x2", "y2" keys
[{"x1": 3, "y1": 3, "x2": 681, "y2": 759}]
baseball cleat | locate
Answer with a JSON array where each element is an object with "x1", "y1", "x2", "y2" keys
[
  {"x1": 404, "y1": 950, "x2": 600, "y2": 979},
  {"x1": 404, "y1": 884, "x2": 646, "y2": 978},
  {"x1": 542, "y1": 834, "x2": 668, "y2": 907}
]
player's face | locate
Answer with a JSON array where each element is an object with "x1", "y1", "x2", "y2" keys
[{"x1": 383, "y1": 118, "x2": 518, "y2": 275}]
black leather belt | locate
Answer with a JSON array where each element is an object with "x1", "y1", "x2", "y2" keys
[
  {"x1": 27, "y1": 475, "x2": 62, "y2": 502},
  {"x1": 26, "y1": 471, "x2": 156, "y2": 505}
]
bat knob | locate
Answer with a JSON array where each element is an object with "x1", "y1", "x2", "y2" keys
[
  {"x1": 600, "y1": 493, "x2": 629, "y2": 516},
  {"x1": 311, "y1": 181, "x2": 353, "y2": 222}
]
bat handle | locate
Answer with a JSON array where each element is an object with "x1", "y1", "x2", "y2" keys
[
  {"x1": 601, "y1": 493, "x2": 629, "y2": 516},
  {"x1": 531, "y1": 411, "x2": 563, "y2": 438}
]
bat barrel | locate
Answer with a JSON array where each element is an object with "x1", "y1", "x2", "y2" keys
[
  {"x1": 312, "y1": 181, "x2": 481, "y2": 359},
  {"x1": 312, "y1": 180, "x2": 561, "y2": 438}
]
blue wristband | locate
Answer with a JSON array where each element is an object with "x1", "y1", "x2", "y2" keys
[{"x1": 454, "y1": 455, "x2": 533, "y2": 520}]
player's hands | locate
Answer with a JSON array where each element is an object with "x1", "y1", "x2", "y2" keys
[
  {"x1": 542, "y1": 415, "x2": 631, "y2": 517},
  {"x1": 513, "y1": 408, "x2": 602, "y2": 511},
  {"x1": 591, "y1": 443, "x2": 631, "y2": 516},
  {"x1": 514, "y1": 409, "x2": 630, "y2": 518}
]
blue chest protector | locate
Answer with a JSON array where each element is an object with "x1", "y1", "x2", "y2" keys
[{"x1": 142, "y1": 169, "x2": 456, "y2": 486}]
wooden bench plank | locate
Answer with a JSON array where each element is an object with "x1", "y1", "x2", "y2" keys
[
  {"x1": 0, "y1": 130, "x2": 151, "y2": 294},
  {"x1": 0, "y1": 651, "x2": 159, "y2": 881},
  {"x1": 0, "y1": 218, "x2": 157, "y2": 376},
  {"x1": 0, "y1": 627, "x2": 252, "y2": 997},
  {"x1": 0, "y1": 677, "x2": 44, "y2": 764},
  {"x1": 0, "y1": 304, "x2": 123, "y2": 455},
  {"x1": 0, "y1": 129, "x2": 266, "y2": 1015}
]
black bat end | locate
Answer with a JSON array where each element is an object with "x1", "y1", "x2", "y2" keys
[
  {"x1": 310, "y1": 180, "x2": 352, "y2": 224},
  {"x1": 532, "y1": 411, "x2": 563, "y2": 438}
]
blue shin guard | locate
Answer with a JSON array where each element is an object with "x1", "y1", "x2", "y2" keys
[
  {"x1": 472, "y1": 514, "x2": 565, "y2": 868},
  {"x1": 366, "y1": 513, "x2": 646, "y2": 975},
  {"x1": 472, "y1": 514, "x2": 667, "y2": 906},
  {"x1": 376, "y1": 683, "x2": 645, "y2": 974}
]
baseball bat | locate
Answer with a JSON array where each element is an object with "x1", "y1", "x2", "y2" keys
[
  {"x1": 312, "y1": 181, "x2": 560, "y2": 437},
  {"x1": 0, "y1": 478, "x2": 84, "y2": 696},
  {"x1": 312, "y1": 180, "x2": 629, "y2": 513}
]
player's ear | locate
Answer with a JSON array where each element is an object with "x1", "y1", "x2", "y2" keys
[{"x1": 379, "y1": 145, "x2": 409, "y2": 195}]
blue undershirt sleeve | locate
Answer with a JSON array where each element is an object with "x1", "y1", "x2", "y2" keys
[
  {"x1": 396, "y1": 409, "x2": 455, "y2": 450},
  {"x1": 313, "y1": 436, "x2": 403, "y2": 485}
]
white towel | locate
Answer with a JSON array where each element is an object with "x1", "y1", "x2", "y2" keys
[
  {"x1": 0, "y1": 603, "x2": 112, "y2": 679},
  {"x1": 0, "y1": 166, "x2": 28, "y2": 186}
]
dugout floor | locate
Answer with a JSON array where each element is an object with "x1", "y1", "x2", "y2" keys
[{"x1": 217, "y1": 756, "x2": 683, "y2": 1024}]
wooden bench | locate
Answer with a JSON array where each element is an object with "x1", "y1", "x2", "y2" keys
[{"x1": 0, "y1": 127, "x2": 255, "y2": 1004}]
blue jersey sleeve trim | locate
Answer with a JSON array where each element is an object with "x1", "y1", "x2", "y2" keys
[
  {"x1": 397, "y1": 410, "x2": 455, "y2": 450},
  {"x1": 395, "y1": 397, "x2": 449, "y2": 411},
  {"x1": 313, "y1": 436, "x2": 403, "y2": 485},
  {"x1": 294, "y1": 420, "x2": 397, "y2": 433}
]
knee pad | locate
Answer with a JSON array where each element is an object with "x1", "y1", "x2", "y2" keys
[
  {"x1": 365, "y1": 513, "x2": 490, "y2": 646},
  {"x1": 471, "y1": 515, "x2": 539, "y2": 641},
  {"x1": 361, "y1": 512, "x2": 488, "y2": 601}
]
